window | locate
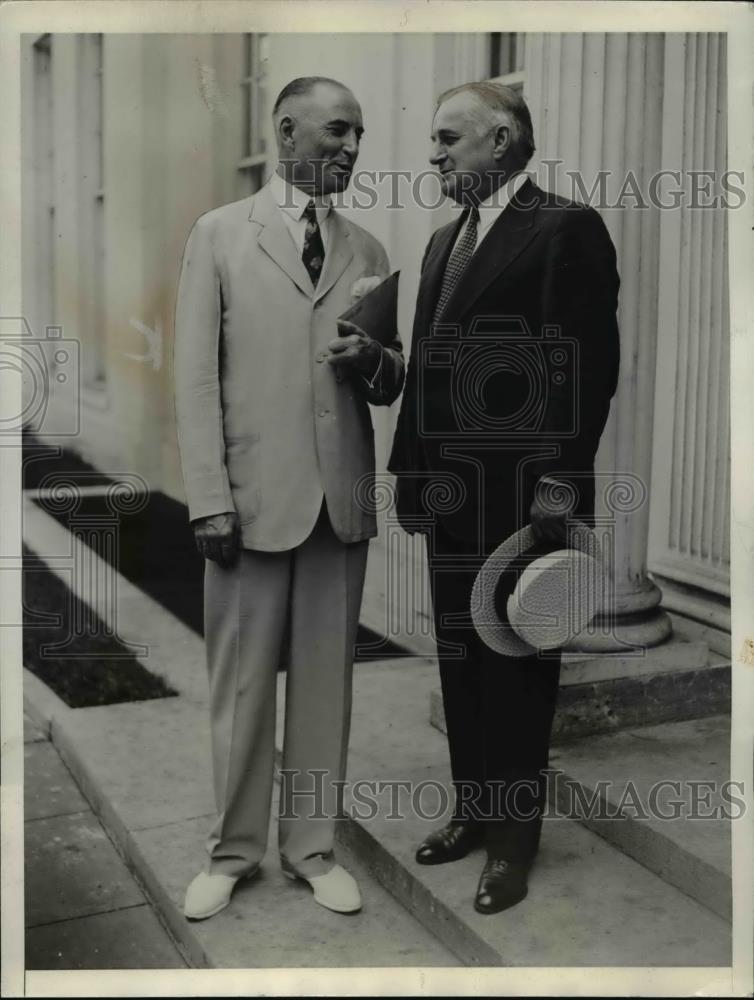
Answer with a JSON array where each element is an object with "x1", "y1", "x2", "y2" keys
[
  {"x1": 78, "y1": 33, "x2": 106, "y2": 390},
  {"x1": 489, "y1": 33, "x2": 525, "y2": 92},
  {"x1": 238, "y1": 33, "x2": 270, "y2": 194},
  {"x1": 32, "y1": 35, "x2": 55, "y2": 336}
]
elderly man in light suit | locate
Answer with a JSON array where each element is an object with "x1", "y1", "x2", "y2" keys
[{"x1": 174, "y1": 76, "x2": 403, "y2": 919}]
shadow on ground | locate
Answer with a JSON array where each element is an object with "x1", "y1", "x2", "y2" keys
[{"x1": 23, "y1": 431, "x2": 407, "y2": 659}]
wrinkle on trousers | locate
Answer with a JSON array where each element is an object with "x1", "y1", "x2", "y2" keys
[
  {"x1": 426, "y1": 526, "x2": 561, "y2": 862},
  {"x1": 203, "y1": 504, "x2": 368, "y2": 879}
]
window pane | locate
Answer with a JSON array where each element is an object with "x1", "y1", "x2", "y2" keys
[
  {"x1": 33, "y1": 36, "x2": 55, "y2": 333},
  {"x1": 95, "y1": 35, "x2": 103, "y2": 191},
  {"x1": 242, "y1": 80, "x2": 251, "y2": 158},
  {"x1": 77, "y1": 32, "x2": 106, "y2": 387},
  {"x1": 243, "y1": 33, "x2": 252, "y2": 76},
  {"x1": 240, "y1": 33, "x2": 268, "y2": 168},
  {"x1": 253, "y1": 82, "x2": 267, "y2": 155},
  {"x1": 248, "y1": 78, "x2": 256, "y2": 155},
  {"x1": 515, "y1": 33, "x2": 526, "y2": 72},
  {"x1": 259, "y1": 33, "x2": 270, "y2": 66},
  {"x1": 490, "y1": 32, "x2": 521, "y2": 77},
  {"x1": 93, "y1": 196, "x2": 106, "y2": 383}
]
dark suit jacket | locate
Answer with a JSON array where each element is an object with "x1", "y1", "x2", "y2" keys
[{"x1": 388, "y1": 180, "x2": 620, "y2": 547}]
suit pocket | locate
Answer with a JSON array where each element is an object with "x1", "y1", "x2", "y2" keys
[{"x1": 224, "y1": 432, "x2": 262, "y2": 525}]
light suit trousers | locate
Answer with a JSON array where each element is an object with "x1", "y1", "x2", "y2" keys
[{"x1": 203, "y1": 504, "x2": 369, "y2": 879}]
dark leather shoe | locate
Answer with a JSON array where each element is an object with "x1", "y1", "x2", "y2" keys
[
  {"x1": 474, "y1": 858, "x2": 530, "y2": 914},
  {"x1": 415, "y1": 821, "x2": 484, "y2": 866}
]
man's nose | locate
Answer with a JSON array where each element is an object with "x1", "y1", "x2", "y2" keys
[
  {"x1": 429, "y1": 147, "x2": 446, "y2": 166},
  {"x1": 342, "y1": 130, "x2": 360, "y2": 157}
]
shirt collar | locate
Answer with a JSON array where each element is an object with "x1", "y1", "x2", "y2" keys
[
  {"x1": 476, "y1": 171, "x2": 530, "y2": 232},
  {"x1": 269, "y1": 170, "x2": 332, "y2": 226}
]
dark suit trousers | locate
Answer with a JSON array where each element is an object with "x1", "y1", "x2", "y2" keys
[{"x1": 426, "y1": 524, "x2": 561, "y2": 862}]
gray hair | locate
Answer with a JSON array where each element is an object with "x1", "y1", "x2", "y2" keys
[
  {"x1": 437, "y1": 81, "x2": 536, "y2": 167},
  {"x1": 273, "y1": 76, "x2": 351, "y2": 119}
]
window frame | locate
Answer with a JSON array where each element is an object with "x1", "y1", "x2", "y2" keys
[
  {"x1": 238, "y1": 33, "x2": 269, "y2": 195},
  {"x1": 489, "y1": 32, "x2": 526, "y2": 94},
  {"x1": 78, "y1": 32, "x2": 107, "y2": 394}
]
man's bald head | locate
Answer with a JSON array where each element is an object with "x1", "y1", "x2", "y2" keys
[
  {"x1": 273, "y1": 77, "x2": 364, "y2": 196},
  {"x1": 273, "y1": 76, "x2": 354, "y2": 122}
]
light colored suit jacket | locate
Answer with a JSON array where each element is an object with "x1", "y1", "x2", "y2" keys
[{"x1": 174, "y1": 182, "x2": 404, "y2": 551}]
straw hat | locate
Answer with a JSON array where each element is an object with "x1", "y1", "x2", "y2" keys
[{"x1": 470, "y1": 522, "x2": 603, "y2": 657}]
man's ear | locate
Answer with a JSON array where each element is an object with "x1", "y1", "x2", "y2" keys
[
  {"x1": 277, "y1": 114, "x2": 296, "y2": 151},
  {"x1": 492, "y1": 122, "x2": 512, "y2": 162}
]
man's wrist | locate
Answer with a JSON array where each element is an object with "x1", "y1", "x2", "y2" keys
[{"x1": 361, "y1": 343, "x2": 383, "y2": 389}]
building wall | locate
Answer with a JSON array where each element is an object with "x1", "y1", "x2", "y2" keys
[
  {"x1": 20, "y1": 31, "x2": 731, "y2": 652},
  {"x1": 648, "y1": 34, "x2": 730, "y2": 629}
]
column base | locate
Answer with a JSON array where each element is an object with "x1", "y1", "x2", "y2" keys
[
  {"x1": 566, "y1": 578, "x2": 673, "y2": 654},
  {"x1": 565, "y1": 608, "x2": 673, "y2": 654},
  {"x1": 559, "y1": 638, "x2": 707, "y2": 686},
  {"x1": 428, "y1": 635, "x2": 728, "y2": 743}
]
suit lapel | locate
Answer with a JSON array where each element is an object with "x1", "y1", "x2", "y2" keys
[
  {"x1": 439, "y1": 181, "x2": 544, "y2": 325},
  {"x1": 249, "y1": 185, "x2": 315, "y2": 298},
  {"x1": 314, "y1": 210, "x2": 354, "y2": 303}
]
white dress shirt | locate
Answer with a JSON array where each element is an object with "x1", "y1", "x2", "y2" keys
[
  {"x1": 268, "y1": 170, "x2": 383, "y2": 390},
  {"x1": 451, "y1": 171, "x2": 531, "y2": 255},
  {"x1": 269, "y1": 170, "x2": 332, "y2": 253}
]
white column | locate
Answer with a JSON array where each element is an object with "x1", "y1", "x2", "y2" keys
[
  {"x1": 647, "y1": 34, "x2": 730, "y2": 609},
  {"x1": 526, "y1": 33, "x2": 672, "y2": 652}
]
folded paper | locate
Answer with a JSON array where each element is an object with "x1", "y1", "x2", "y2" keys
[{"x1": 339, "y1": 271, "x2": 400, "y2": 348}]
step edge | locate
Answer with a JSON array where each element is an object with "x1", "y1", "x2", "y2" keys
[
  {"x1": 556, "y1": 769, "x2": 732, "y2": 922},
  {"x1": 44, "y1": 705, "x2": 213, "y2": 971}
]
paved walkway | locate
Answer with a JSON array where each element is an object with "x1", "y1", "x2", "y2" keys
[
  {"x1": 19, "y1": 493, "x2": 733, "y2": 973},
  {"x1": 24, "y1": 713, "x2": 186, "y2": 970}
]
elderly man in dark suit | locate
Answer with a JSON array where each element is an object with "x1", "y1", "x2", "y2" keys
[{"x1": 388, "y1": 81, "x2": 619, "y2": 914}]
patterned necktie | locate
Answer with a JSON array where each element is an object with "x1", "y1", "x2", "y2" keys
[
  {"x1": 433, "y1": 205, "x2": 480, "y2": 323},
  {"x1": 302, "y1": 200, "x2": 325, "y2": 287}
]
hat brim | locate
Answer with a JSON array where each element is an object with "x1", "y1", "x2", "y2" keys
[{"x1": 470, "y1": 521, "x2": 601, "y2": 658}]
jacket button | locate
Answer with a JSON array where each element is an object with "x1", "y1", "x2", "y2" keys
[
  {"x1": 318, "y1": 409, "x2": 328, "y2": 418},
  {"x1": 316, "y1": 351, "x2": 328, "y2": 363}
]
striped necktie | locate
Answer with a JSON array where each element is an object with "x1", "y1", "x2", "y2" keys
[
  {"x1": 433, "y1": 205, "x2": 480, "y2": 323},
  {"x1": 302, "y1": 200, "x2": 326, "y2": 287}
]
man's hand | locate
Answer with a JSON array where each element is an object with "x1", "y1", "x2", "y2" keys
[
  {"x1": 330, "y1": 320, "x2": 382, "y2": 380},
  {"x1": 193, "y1": 511, "x2": 241, "y2": 567},
  {"x1": 529, "y1": 478, "x2": 576, "y2": 546}
]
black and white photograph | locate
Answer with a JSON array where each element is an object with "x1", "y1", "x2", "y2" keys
[{"x1": 1, "y1": 1, "x2": 752, "y2": 996}]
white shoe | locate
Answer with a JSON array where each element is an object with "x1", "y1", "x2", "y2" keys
[
  {"x1": 183, "y1": 871, "x2": 242, "y2": 920},
  {"x1": 284, "y1": 863, "x2": 362, "y2": 914}
]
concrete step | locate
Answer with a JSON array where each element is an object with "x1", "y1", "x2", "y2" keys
[
  {"x1": 23, "y1": 501, "x2": 732, "y2": 967},
  {"x1": 132, "y1": 806, "x2": 459, "y2": 969},
  {"x1": 550, "y1": 715, "x2": 732, "y2": 921},
  {"x1": 38, "y1": 660, "x2": 731, "y2": 970},
  {"x1": 330, "y1": 659, "x2": 731, "y2": 966},
  {"x1": 430, "y1": 645, "x2": 731, "y2": 744},
  {"x1": 42, "y1": 695, "x2": 458, "y2": 969},
  {"x1": 430, "y1": 658, "x2": 732, "y2": 920},
  {"x1": 23, "y1": 719, "x2": 185, "y2": 970}
]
